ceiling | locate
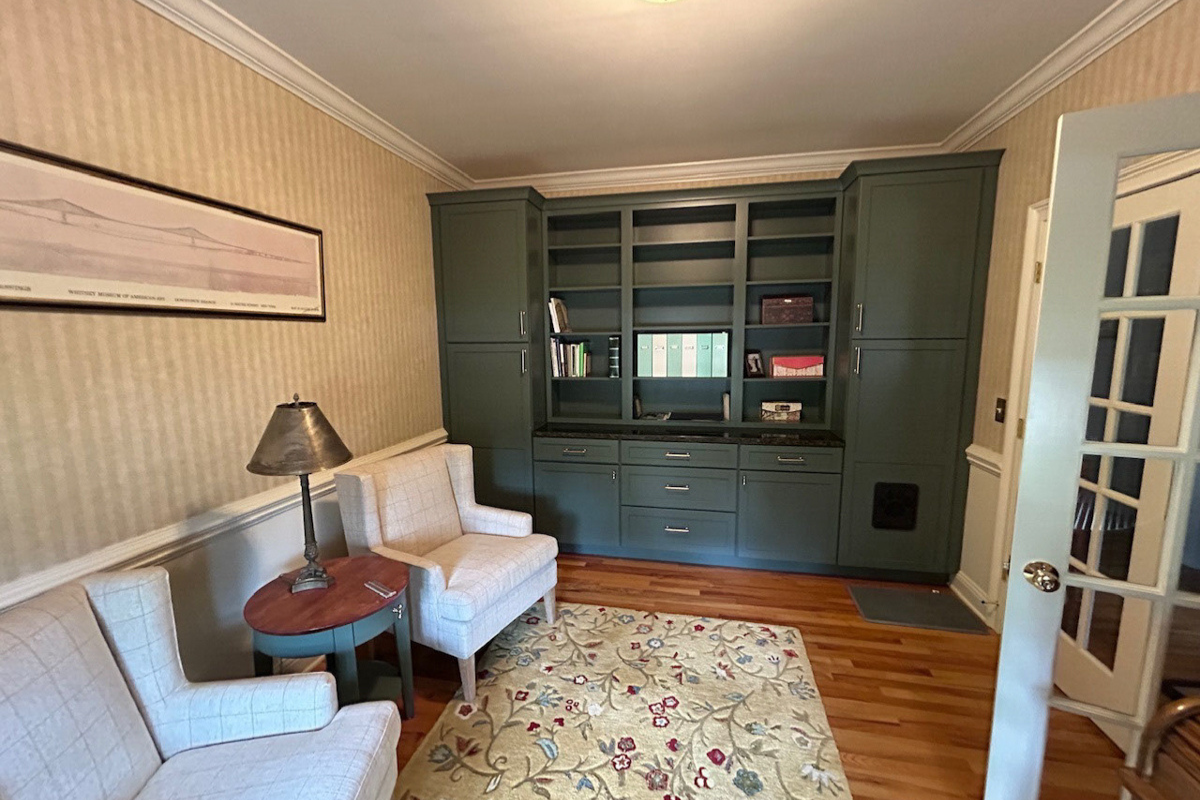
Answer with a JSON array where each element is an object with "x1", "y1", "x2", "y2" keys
[{"x1": 208, "y1": 0, "x2": 1117, "y2": 181}]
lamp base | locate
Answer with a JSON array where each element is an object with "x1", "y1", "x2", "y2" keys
[{"x1": 289, "y1": 562, "x2": 332, "y2": 593}]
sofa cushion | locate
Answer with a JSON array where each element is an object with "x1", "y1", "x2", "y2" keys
[
  {"x1": 427, "y1": 533, "x2": 559, "y2": 623},
  {"x1": 377, "y1": 448, "x2": 463, "y2": 557},
  {"x1": 0, "y1": 584, "x2": 160, "y2": 800},
  {"x1": 135, "y1": 702, "x2": 399, "y2": 800}
]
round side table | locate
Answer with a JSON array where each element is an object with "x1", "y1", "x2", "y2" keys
[{"x1": 244, "y1": 554, "x2": 414, "y2": 719}]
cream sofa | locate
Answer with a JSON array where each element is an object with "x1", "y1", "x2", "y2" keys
[
  {"x1": 0, "y1": 568, "x2": 400, "y2": 800},
  {"x1": 336, "y1": 443, "x2": 558, "y2": 701}
]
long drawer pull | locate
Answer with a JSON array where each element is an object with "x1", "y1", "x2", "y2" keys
[
  {"x1": 776, "y1": 455, "x2": 807, "y2": 464},
  {"x1": 561, "y1": 447, "x2": 588, "y2": 456},
  {"x1": 663, "y1": 451, "x2": 691, "y2": 460},
  {"x1": 664, "y1": 484, "x2": 691, "y2": 492},
  {"x1": 663, "y1": 526, "x2": 691, "y2": 534}
]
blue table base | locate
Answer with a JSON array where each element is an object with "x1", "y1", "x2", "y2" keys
[{"x1": 251, "y1": 587, "x2": 414, "y2": 719}]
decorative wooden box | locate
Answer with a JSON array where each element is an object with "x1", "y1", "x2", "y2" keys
[{"x1": 761, "y1": 295, "x2": 814, "y2": 324}]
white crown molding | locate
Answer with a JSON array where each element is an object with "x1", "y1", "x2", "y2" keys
[
  {"x1": 965, "y1": 443, "x2": 1003, "y2": 477},
  {"x1": 0, "y1": 427, "x2": 448, "y2": 610},
  {"x1": 133, "y1": 0, "x2": 472, "y2": 189},
  {"x1": 943, "y1": 0, "x2": 1179, "y2": 152},
  {"x1": 472, "y1": 144, "x2": 946, "y2": 193}
]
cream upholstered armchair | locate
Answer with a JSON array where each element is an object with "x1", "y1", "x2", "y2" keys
[
  {"x1": 336, "y1": 443, "x2": 558, "y2": 700},
  {"x1": 0, "y1": 568, "x2": 400, "y2": 800}
]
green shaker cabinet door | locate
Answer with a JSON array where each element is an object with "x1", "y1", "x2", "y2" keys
[
  {"x1": 438, "y1": 202, "x2": 529, "y2": 342},
  {"x1": 854, "y1": 169, "x2": 982, "y2": 339},
  {"x1": 845, "y1": 340, "x2": 965, "y2": 466},
  {"x1": 737, "y1": 471, "x2": 840, "y2": 565},
  {"x1": 534, "y1": 462, "x2": 620, "y2": 548},
  {"x1": 473, "y1": 447, "x2": 533, "y2": 514},
  {"x1": 446, "y1": 344, "x2": 532, "y2": 450},
  {"x1": 838, "y1": 462, "x2": 950, "y2": 572}
]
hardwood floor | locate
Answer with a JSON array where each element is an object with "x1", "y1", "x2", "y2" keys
[{"x1": 392, "y1": 555, "x2": 1125, "y2": 799}]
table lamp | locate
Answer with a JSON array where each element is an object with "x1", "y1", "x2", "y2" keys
[{"x1": 247, "y1": 394, "x2": 352, "y2": 592}]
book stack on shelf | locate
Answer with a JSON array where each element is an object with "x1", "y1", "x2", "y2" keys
[{"x1": 551, "y1": 340, "x2": 591, "y2": 378}]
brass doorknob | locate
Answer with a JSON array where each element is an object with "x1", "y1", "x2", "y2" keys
[{"x1": 1023, "y1": 561, "x2": 1061, "y2": 593}]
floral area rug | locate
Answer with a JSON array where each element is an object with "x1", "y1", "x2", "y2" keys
[{"x1": 396, "y1": 602, "x2": 850, "y2": 800}]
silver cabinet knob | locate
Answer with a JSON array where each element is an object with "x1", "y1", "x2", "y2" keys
[{"x1": 1022, "y1": 561, "x2": 1061, "y2": 593}]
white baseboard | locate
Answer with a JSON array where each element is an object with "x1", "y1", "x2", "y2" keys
[
  {"x1": 0, "y1": 427, "x2": 447, "y2": 609},
  {"x1": 950, "y1": 571, "x2": 999, "y2": 632}
]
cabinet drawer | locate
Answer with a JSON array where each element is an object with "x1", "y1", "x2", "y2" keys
[
  {"x1": 738, "y1": 445, "x2": 842, "y2": 474},
  {"x1": 533, "y1": 438, "x2": 619, "y2": 464},
  {"x1": 621, "y1": 466, "x2": 737, "y2": 512},
  {"x1": 620, "y1": 441, "x2": 738, "y2": 469},
  {"x1": 621, "y1": 507, "x2": 735, "y2": 555}
]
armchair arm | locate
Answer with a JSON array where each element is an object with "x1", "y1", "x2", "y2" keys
[
  {"x1": 156, "y1": 672, "x2": 337, "y2": 754},
  {"x1": 372, "y1": 545, "x2": 447, "y2": 590},
  {"x1": 459, "y1": 503, "x2": 533, "y2": 538},
  {"x1": 443, "y1": 442, "x2": 533, "y2": 537}
]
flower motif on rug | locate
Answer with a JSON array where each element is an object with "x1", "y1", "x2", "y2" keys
[{"x1": 398, "y1": 603, "x2": 849, "y2": 799}]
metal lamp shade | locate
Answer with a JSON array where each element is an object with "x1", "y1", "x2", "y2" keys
[{"x1": 247, "y1": 397, "x2": 352, "y2": 476}]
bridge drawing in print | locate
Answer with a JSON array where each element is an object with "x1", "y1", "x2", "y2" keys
[{"x1": 0, "y1": 146, "x2": 323, "y2": 317}]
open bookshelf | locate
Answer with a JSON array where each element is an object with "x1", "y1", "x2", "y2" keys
[{"x1": 543, "y1": 191, "x2": 840, "y2": 429}]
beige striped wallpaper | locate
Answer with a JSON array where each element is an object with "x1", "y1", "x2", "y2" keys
[
  {"x1": 967, "y1": 0, "x2": 1200, "y2": 452},
  {"x1": 0, "y1": 0, "x2": 449, "y2": 582}
]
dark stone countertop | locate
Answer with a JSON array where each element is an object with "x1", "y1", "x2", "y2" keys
[{"x1": 533, "y1": 424, "x2": 843, "y2": 448}]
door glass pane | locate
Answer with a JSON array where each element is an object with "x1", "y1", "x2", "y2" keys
[
  {"x1": 1072, "y1": 488, "x2": 1095, "y2": 563},
  {"x1": 1179, "y1": 469, "x2": 1200, "y2": 594},
  {"x1": 1115, "y1": 412, "x2": 1151, "y2": 444},
  {"x1": 1091, "y1": 320, "x2": 1118, "y2": 397},
  {"x1": 1080, "y1": 454, "x2": 1101, "y2": 483},
  {"x1": 1096, "y1": 499, "x2": 1136, "y2": 581},
  {"x1": 1121, "y1": 317, "x2": 1164, "y2": 406},
  {"x1": 1162, "y1": 605, "x2": 1200, "y2": 693},
  {"x1": 1087, "y1": 591, "x2": 1124, "y2": 669},
  {"x1": 1108, "y1": 457, "x2": 1144, "y2": 498},
  {"x1": 1136, "y1": 214, "x2": 1179, "y2": 296},
  {"x1": 1104, "y1": 226, "x2": 1131, "y2": 298},
  {"x1": 1061, "y1": 585, "x2": 1083, "y2": 639}
]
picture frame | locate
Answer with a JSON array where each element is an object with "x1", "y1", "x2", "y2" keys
[
  {"x1": 0, "y1": 139, "x2": 325, "y2": 320},
  {"x1": 745, "y1": 350, "x2": 765, "y2": 378}
]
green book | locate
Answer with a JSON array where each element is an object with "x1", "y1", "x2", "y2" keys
[
  {"x1": 666, "y1": 333, "x2": 683, "y2": 377},
  {"x1": 637, "y1": 334, "x2": 653, "y2": 377},
  {"x1": 712, "y1": 332, "x2": 729, "y2": 377},
  {"x1": 696, "y1": 333, "x2": 713, "y2": 377}
]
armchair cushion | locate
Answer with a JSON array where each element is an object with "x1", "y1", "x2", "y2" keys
[
  {"x1": 0, "y1": 583, "x2": 160, "y2": 800},
  {"x1": 135, "y1": 702, "x2": 400, "y2": 800},
  {"x1": 426, "y1": 533, "x2": 559, "y2": 623}
]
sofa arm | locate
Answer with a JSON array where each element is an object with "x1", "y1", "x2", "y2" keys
[
  {"x1": 459, "y1": 503, "x2": 533, "y2": 538},
  {"x1": 160, "y1": 672, "x2": 337, "y2": 755}
]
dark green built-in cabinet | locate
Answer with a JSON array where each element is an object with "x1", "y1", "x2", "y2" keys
[
  {"x1": 430, "y1": 152, "x2": 999, "y2": 581},
  {"x1": 431, "y1": 189, "x2": 546, "y2": 512}
]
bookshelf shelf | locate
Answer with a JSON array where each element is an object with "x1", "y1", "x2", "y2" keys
[
  {"x1": 745, "y1": 322, "x2": 830, "y2": 329},
  {"x1": 747, "y1": 233, "x2": 835, "y2": 242},
  {"x1": 544, "y1": 191, "x2": 841, "y2": 429},
  {"x1": 746, "y1": 278, "x2": 833, "y2": 287},
  {"x1": 549, "y1": 285, "x2": 621, "y2": 292},
  {"x1": 743, "y1": 376, "x2": 827, "y2": 383}
]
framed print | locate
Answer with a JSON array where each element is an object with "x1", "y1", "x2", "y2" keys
[
  {"x1": 0, "y1": 140, "x2": 325, "y2": 319},
  {"x1": 745, "y1": 350, "x2": 765, "y2": 378}
]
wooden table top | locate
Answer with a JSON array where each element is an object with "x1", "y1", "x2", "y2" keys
[{"x1": 243, "y1": 555, "x2": 410, "y2": 636}]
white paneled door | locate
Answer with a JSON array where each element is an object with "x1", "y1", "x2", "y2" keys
[{"x1": 983, "y1": 93, "x2": 1200, "y2": 800}]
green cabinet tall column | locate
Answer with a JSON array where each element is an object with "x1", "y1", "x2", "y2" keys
[
  {"x1": 835, "y1": 153, "x2": 1000, "y2": 578},
  {"x1": 430, "y1": 189, "x2": 547, "y2": 512}
]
